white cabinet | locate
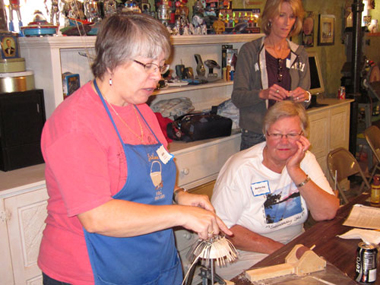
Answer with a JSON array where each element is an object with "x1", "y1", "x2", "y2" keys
[
  {"x1": 19, "y1": 34, "x2": 262, "y2": 189},
  {"x1": 308, "y1": 98, "x2": 353, "y2": 182},
  {"x1": 169, "y1": 132, "x2": 241, "y2": 189},
  {"x1": 0, "y1": 180, "x2": 48, "y2": 285},
  {"x1": 19, "y1": 34, "x2": 264, "y2": 118}
]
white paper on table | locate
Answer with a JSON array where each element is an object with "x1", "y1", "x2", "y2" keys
[
  {"x1": 338, "y1": 228, "x2": 380, "y2": 244},
  {"x1": 343, "y1": 204, "x2": 380, "y2": 230}
]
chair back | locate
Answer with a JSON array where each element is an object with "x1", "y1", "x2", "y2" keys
[
  {"x1": 327, "y1": 148, "x2": 362, "y2": 182},
  {"x1": 364, "y1": 125, "x2": 380, "y2": 163},
  {"x1": 327, "y1": 147, "x2": 370, "y2": 204}
]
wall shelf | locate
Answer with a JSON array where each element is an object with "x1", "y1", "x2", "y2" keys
[
  {"x1": 155, "y1": 80, "x2": 233, "y2": 95},
  {"x1": 19, "y1": 33, "x2": 263, "y2": 118},
  {"x1": 19, "y1": 33, "x2": 263, "y2": 49}
]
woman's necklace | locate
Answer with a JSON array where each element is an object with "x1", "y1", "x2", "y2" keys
[{"x1": 104, "y1": 95, "x2": 145, "y2": 144}]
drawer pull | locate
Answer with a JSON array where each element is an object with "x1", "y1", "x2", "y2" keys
[
  {"x1": 181, "y1": 168, "x2": 190, "y2": 175},
  {"x1": 183, "y1": 232, "x2": 193, "y2": 240}
]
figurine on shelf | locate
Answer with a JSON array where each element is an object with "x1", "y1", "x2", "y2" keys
[
  {"x1": 183, "y1": 24, "x2": 189, "y2": 35},
  {"x1": 103, "y1": 0, "x2": 117, "y2": 17},
  {"x1": 123, "y1": 0, "x2": 141, "y2": 13},
  {"x1": 83, "y1": 0, "x2": 102, "y2": 23},
  {"x1": 62, "y1": 0, "x2": 85, "y2": 22},
  {"x1": 157, "y1": 0, "x2": 170, "y2": 26},
  {"x1": 212, "y1": 19, "x2": 225, "y2": 34},
  {"x1": 140, "y1": 0, "x2": 150, "y2": 14},
  {"x1": 20, "y1": 10, "x2": 58, "y2": 36},
  {"x1": 7, "y1": 0, "x2": 23, "y2": 32},
  {"x1": 45, "y1": 0, "x2": 60, "y2": 26},
  {"x1": 0, "y1": 0, "x2": 8, "y2": 31},
  {"x1": 201, "y1": 22, "x2": 207, "y2": 34},
  {"x1": 192, "y1": 0, "x2": 206, "y2": 34}
]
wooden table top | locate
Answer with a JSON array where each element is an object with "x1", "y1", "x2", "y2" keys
[{"x1": 231, "y1": 193, "x2": 380, "y2": 284}]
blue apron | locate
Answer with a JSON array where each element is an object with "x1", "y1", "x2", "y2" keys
[{"x1": 83, "y1": 81, "x2": 183, "y2": 285}]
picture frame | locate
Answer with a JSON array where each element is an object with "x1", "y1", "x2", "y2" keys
[
  {"x1": 302, "y1": 11, "x2": 314, "y2": 47},
  {"x1": 318, "y1": 14, "x2": 335, "y2": 46},
  {"x1": 0, "y1": 32, "x2": 20, "y2": 59}
]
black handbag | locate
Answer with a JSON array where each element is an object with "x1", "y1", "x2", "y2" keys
[{"x1": 166, "y1": 111, "x2": 232, "y2": 142}]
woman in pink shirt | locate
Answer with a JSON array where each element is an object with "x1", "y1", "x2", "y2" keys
[{"x1": 38, "y1": 12, "x2": 231, "y2": 285}]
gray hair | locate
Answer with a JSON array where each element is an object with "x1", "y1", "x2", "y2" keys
[
  {"x1": 263, "y1": 101, "x2": 309, "y2": 136},
  {"x1": 91, "y1": 12, "x2": 171, "y2": 79},
  {"x1": 261, "y1": 0, "x2": 305, "y2": 37}
]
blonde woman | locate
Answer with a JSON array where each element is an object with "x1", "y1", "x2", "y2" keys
[{"x1": 232, "y1": 0, "x2": 311, "y2": 150}]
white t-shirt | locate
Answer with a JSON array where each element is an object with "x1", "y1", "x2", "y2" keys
[{"x1": 211, "y1": 141, "x2": 333, "y2": 280}]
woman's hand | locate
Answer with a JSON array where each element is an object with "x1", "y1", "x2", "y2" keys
[
  {"x1": 179, "y1": 204, "x2": 233, "y2": 240},
  {"x1": 286, "y1": 135, "x2": 310, "y2": 172},
  {"x1": 289, "y1": 87, "x2": 310, "y2": 103},
  {"x1": 260, "y1": 84, "x2": 289, "y2": 101},
  {"x1": 176, "y1": 191, "x2": 233, "y2": 239},
  {"x1": 176, "y1": 191, "x2": 214, "y2": 212}
]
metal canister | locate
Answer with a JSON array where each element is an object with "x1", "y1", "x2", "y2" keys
[
  {"x1": 338, "y1": 86, "x2": 346, "y2": 99},
  {"x1": 355, "y1": 242, "x2": 378, "y2": 283}
]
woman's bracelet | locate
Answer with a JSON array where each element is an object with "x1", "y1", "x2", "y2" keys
[
  {"x1": 296, "y1": 175, "x2": 311, "y2": 188},
  {"x1": 173, "y1": 188, "x2": 186, "y2": 203}
]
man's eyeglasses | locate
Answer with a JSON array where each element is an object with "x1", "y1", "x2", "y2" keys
[
  {"x1": 266, "y1": 131, "x2": 303, "y2": 141},
  {"x1": 133, "y1": 60, "x2": 170, "y2": 74},
  {"x1": 277, "y1": 58, "x2": 283, "y2": 82}
]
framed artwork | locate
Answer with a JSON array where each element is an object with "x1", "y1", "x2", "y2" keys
[
  {"x1": 302, "y1": 11, "x2": 314, "y2": 47},
  {"x1": 318, "y1": 14, "x2": 335, "y2": 46},
  {"x1": 0, "y1": 33, "x2": 19, "y2": 59}
]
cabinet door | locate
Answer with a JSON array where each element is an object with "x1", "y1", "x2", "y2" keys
[
  {"x1": 329, "y1": 105, "x2": 350, "y2": 150},
  {"x1": 308, "y1": 111, "x2": 329, "y2": 160},
  {"x1": 308, "y1": 110, "x2": 330, "y2": 179},
  {"x1": 4, "y1": 186, "x2": 48, "y2": 285}
]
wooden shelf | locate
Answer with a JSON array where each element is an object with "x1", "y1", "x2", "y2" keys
[
  {"x1": 154, "y1": 80, "x2": 232, "y2": 95},
  {"x1": 19, "y1": 33, "x2": 264, "y2": 49}
]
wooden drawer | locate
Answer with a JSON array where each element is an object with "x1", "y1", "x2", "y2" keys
[{"x1": 172, "y1": 134, "x2": 241, "y2": 189}]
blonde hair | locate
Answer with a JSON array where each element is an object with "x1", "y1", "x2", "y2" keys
[
  {"x1": 261, "y1": 0, "x2": 305, "y2": 37},
  {"x1": 263, "y1": 101, "x2": 309, "y2": 136}
]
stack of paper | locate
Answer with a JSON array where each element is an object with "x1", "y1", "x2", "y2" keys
[{"x1": 339, "y1": 204, "x2": 380, "y2": 244}]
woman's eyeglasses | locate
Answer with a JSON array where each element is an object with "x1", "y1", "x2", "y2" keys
[
  {"x1": 266, "y1": 131, "x2": 303, "y2": 141},
  {"x1": 133, "y1": 60, "x2": 170, "y2": 74},
  {"x1": 277, "y1": 58, "x2": 283, "y2": 82}
]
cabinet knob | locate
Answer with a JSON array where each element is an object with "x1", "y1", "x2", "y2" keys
[
  {"x1": 181, "y1": 168, "x2": 190, "y2": 175},
  {"x1": 183, "y1": 232, "x2": 193, "y2": 240}
]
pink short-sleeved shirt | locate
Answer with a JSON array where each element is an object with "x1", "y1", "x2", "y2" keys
[{"x1": 38, "y1": 82, "x2": 167, "y2": 284}]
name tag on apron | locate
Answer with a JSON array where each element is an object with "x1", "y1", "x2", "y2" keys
[{"x1": 156, "y1": 145, "x2": 174, "y2": 164}]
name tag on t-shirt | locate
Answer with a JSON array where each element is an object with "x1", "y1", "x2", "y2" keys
[{"x1": 250, "y1": 180, "x2": 270, "y2": 196}]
